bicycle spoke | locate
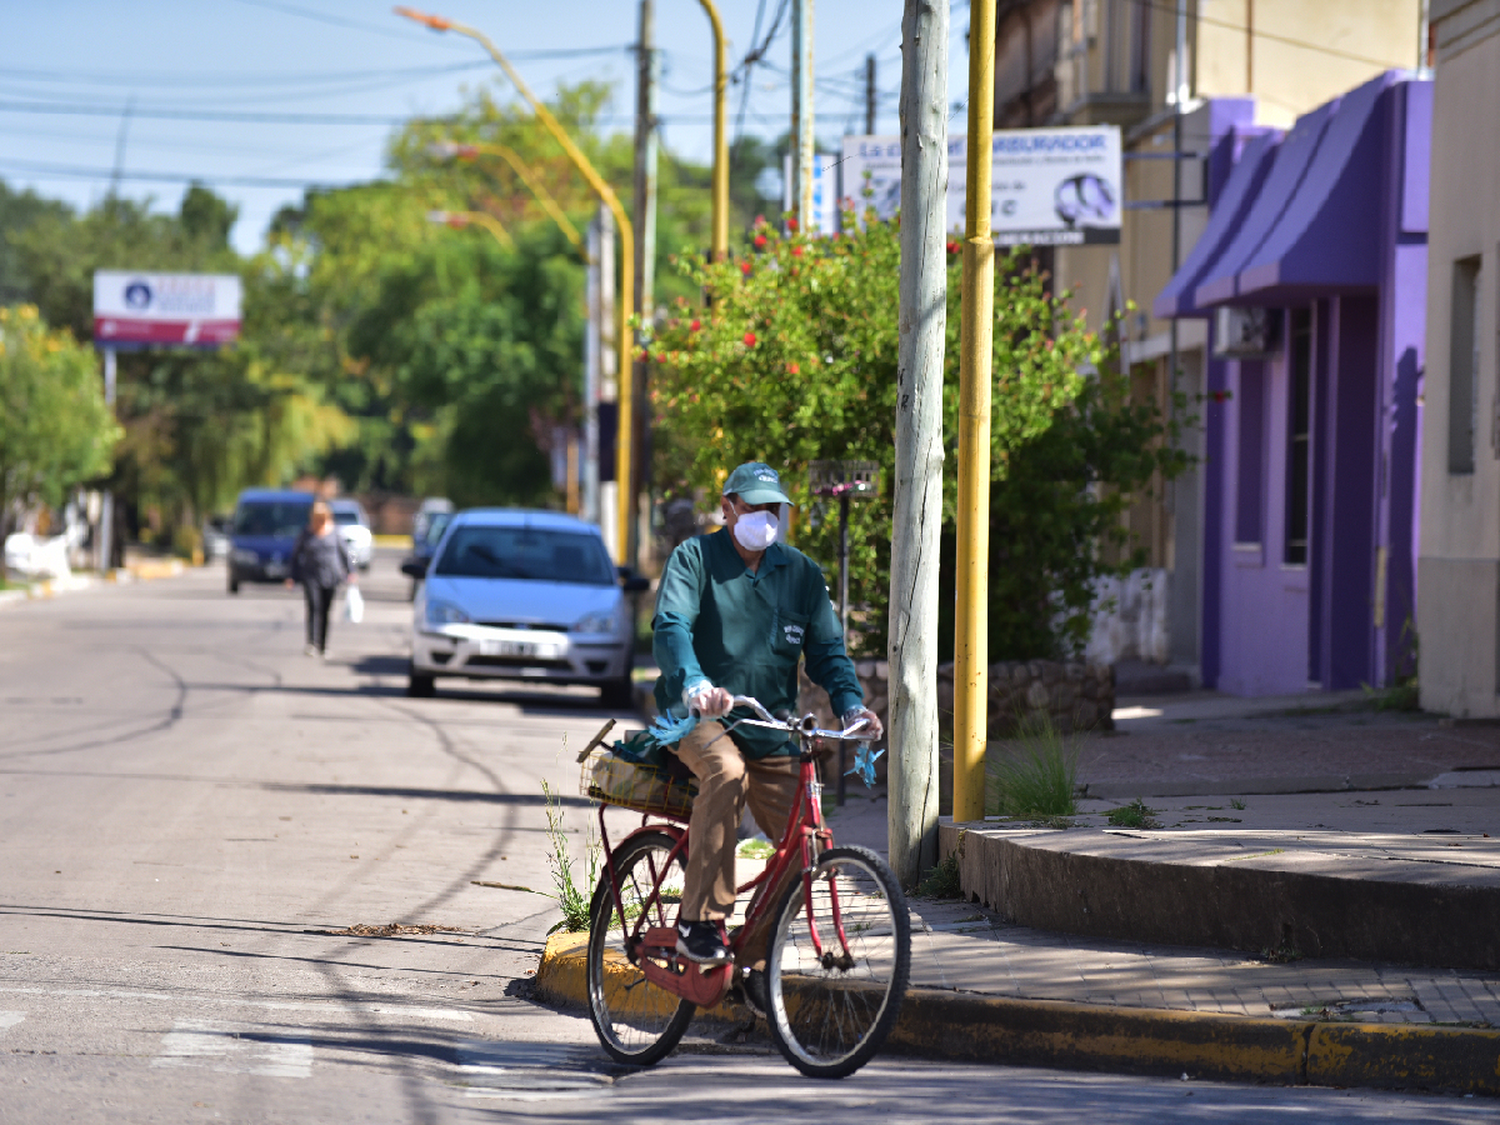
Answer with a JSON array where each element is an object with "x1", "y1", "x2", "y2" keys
[
  {"x1": 765, "y1": 846, "x2": 911, "y2": 1078},
  {"x1": 586, "y1": 831, "x2": 694, "y2": 1065}
]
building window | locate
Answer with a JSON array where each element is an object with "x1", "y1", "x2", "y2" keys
[
  {"x1": 1284, "y1": 309, "x2": 1313, "y2": 566},
  {"x1": 1449, "y1": 256, "x2": 1481, "y2": 474},
  {"x1": 1234, "y1": 362, "x2": 1265, "y2": 545}
]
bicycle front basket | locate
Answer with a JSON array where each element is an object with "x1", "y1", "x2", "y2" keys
[{"x1": 580, "y1": 746, "x2": 697, "y2": 819}]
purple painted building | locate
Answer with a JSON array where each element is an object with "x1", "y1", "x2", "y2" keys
[{"x1": 1156, "y1": 72, "x2": 1432, "y2": 696}]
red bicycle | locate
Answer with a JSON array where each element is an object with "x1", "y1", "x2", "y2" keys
[{"x1": 579, "y1": 696, "x2": 911, "y2": 1079}]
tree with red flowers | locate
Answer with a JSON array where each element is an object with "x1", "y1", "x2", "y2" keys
[{"x1": 648, "y1": 215, "x2": 1188, "y2": 659}]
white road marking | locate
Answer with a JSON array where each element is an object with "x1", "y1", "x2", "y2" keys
[
  {"x1": 457, "y1": 1040, "x2": 614, "y2": 1101},
  {"x1": 0, "y1": 985, "x2": 472, "y2": 1022},
  {"x1": 0, "y1": 1011, "x2": 24, "y2": 1033},
  {"x1": 152, "y1": 1019, "x2": 312, "y2": 1078}
]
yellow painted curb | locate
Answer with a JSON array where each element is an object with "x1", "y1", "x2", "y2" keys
[
  {"x1": 127, "y1": 560, "x2": 184, "y2": 581},
  {"x1": 534, "y1": 935, "x2": 1500, "y2": 1094},
  {"x1": 374, "y1": 534, "x2": 413, "y2": 549}
]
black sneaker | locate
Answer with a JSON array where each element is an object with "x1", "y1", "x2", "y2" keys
[{"x1": 675, "y1": 920, "x2": 729, "y2": 964}]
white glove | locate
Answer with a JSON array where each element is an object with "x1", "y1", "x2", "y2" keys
[
  {"x1": 841, "y1": 706, "x2": 884, "y2": 740},
  {"x1": 684, "y1": 680, "x2": 734, "y2": 719}
]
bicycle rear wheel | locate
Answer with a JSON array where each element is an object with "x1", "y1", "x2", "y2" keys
[
  {"x1": 586, "y1": 829, "x2": 695, "y2": 1066},
  {"x1": 764, "y1": 844, "x2": 911, "y2": 1079}
]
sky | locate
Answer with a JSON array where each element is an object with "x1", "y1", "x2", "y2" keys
[{"x1": 1, "y1": 0, "x2": 974, "y2": 255}]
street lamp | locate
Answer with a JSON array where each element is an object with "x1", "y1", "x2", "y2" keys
[
  {"x1": 396, "y1": 6, "x2": 635, "y2": 565},
  {"x1": 426, "y1": 208, "x2": 515, "y2": 251},
  {"x1": 428, "y1": 139, "x2": 589, "y2": 261}
]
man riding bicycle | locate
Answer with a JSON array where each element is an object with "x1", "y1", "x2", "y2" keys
[{"x1": 652, "y1": 461, "x2": 883, "y2": 965}]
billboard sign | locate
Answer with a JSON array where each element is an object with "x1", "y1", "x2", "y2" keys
[
  {"x1": 839, "y1": 136, "x2": 903, "y2": 223},
  {"x1": 840, "y1": 125, "x2": 1123, "y2": 245},
  {"x1": 781, "y1": 152, "x2": 840, "y2": 235},
  {"x1": 93, "y1": 271, "x2": 242, "y2": 348}
]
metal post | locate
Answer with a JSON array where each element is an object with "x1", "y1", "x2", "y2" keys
[
  {"x1": 98, "y1": 347, "x2": 117, "y2": 574},
  {"x1": 836, "y1": 489, "x2": 851, "y2": 808},
  {"x1": 791, "y1": 0, "x2": 816, "y2": 229},
  {"x1": 699, "y1": 0, "x2": 730, "y2": 260},
  {"x1": 633, "y1": 0, "x2": 659, "y2": 571},
  {"x1": 953, "y1": 0, "x2": 996, "y2": 826},
  {"x1": 583, "y1": 219, "x2": 601, "y2": 525},
  {"x1": 865, "y1": 53, "x2": 877, "y2": 135},
  {"x1": 889, "y1": 0, "x2": 949, "y2": 887},
  {"x1": 598, "y1": 204, "x2": 620, "y2": 559}
]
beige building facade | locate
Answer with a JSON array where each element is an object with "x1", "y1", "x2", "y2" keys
[
  {"x1": 994, "y1": 0, "x2": 1420, "y2": 677},
  {"x1": 1417, "y1": 0, "x2": 1500, "y2": 717}
]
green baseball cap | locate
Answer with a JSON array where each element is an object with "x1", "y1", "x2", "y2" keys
[{"x1": 723, "y1": 461, "x2": 792, "y2": 505}]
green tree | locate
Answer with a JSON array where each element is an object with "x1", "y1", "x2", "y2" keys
[
  {"x1": 0, "y1": 306, "x2": 121, "y2": 538},
  {"x1": 12, "y1": 187, "x2": 352, "y2": 542},
  {"x1": 647, "y1": 216, "x2": 1189, "y2": 659}
]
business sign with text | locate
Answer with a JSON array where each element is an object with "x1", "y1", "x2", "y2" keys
[
  {"x1": 93, "y1": 271, "x2": 242, "y2": 348},
  {"x1": 840, "y1": 125, "x2": 1122, "y2": 245}
]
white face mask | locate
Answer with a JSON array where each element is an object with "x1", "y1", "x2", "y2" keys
[{"x1": 732, "y1": 509, "x2": 779, "y2": 552}]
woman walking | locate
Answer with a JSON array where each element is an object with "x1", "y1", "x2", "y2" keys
[{"x1": 286, "y1": 500, "x2": 354, "y2": 657}]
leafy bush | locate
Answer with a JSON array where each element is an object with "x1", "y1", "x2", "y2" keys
[{"x1": 648, "y1": 215, "x2": 1190, "y2": 660}]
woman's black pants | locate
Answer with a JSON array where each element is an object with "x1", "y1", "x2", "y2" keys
[{"x1": 303, "y1": 582, "x2": 338, "y2": 652}]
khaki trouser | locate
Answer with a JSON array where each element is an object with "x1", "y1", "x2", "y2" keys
[{"x1": 674, "y1": 720, "x2": 801, "y2": 922}]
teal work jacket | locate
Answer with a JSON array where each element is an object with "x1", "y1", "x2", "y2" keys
[{"x1": 652, "y1": 529, "x2": 864, "y2": 758}]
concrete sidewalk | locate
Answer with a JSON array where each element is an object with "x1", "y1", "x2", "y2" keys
[{"x1": 536, "y1": 692, "x2": 1500, "y2": 1095}]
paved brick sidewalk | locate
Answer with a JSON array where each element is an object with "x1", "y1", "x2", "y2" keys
[{"x1": 906, "y1": 897, "x2": 1500, "y2": 1028}]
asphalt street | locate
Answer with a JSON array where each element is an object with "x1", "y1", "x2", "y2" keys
[{"x1": 0, "y1": 549, "x2": 1494, "y2": 1122}]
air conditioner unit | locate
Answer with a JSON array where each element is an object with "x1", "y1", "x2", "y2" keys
[{"x1": 1213, "y1": 306, "x2": 1281, "y2": 360}]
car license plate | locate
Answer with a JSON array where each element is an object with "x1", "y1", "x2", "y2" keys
[
  {"x1": 481, "y1": 639, "x2": 539, "y2": 658},
  {"x1": 264, "y1": 563, "x2": 286, "y2": 578}
]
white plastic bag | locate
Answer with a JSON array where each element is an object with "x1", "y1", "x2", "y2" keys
[{"x1": 345, "y1": 585, "x2": 364, "y2": 624}]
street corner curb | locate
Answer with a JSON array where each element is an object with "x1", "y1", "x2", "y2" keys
[
  {"x1": 125, "y1": 559, "x2": 184, "y2": 582},
  {"x1": 534, "y1": 932, "x2": 590, "y2": 1008},
  {"x1": 888, "y1": 987, "x2": 1500, "y2": 1095},
  {"x1": 532, "y1": 931, "x2": 741, "y2": 1023},
  {"x1": 534, "y1": 934, "x2": 1500, "y2": 1095},
  {"x1": 886, "y1": 989, "x2": 1307, "y2": 1083},
  {"x1": 1307, "y1": 1022, "x2": 1500, "y2": 1095}
]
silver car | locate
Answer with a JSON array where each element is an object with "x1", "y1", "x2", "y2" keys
[
  {"x1": 405, "y1": 509, "x2": 646, "y2": 705},
  {"x1": 328, "y1": 498, "x2": 373, "y2": 571}
]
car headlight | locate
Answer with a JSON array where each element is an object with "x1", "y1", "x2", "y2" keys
[
  {"x1": 231, "y1": 548, "x2": 259, "y2": 565},
  {"x1": 572, "y1": 610, "x2": 617, "y2": 635},
  {"x1": 425, "y1": 600, "x2": 471, "y2": 627}
]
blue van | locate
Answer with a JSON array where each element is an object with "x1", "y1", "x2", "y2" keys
[{"x1": 227, "y1": 488, "x2": 315, "y2": 594}]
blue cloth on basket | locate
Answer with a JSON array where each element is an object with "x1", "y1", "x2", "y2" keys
[
  {"x1": 610, "y1": 711, "x2": 699, "y2": 770},
  {"x1": 845, "y1": 744, "x2": 885, "y2": 789}
]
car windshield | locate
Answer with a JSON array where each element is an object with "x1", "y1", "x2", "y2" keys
[
  {"x1": 233, "y1": 501, "x2": 310, "y2": 538},
  {"x1": 435, "y1": 526, "x2": 615, "y2": 586},
  {"x1": 332, "y1": 510, "x2": 360, "y2": 526}
]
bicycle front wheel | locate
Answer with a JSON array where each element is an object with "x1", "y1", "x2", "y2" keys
[
  {"x1": 586, "y1": 829, "x2": 695, "y2": 1066},
  {"x1": 765, "y1": 844, "x2": 911, "y2": 1078}
]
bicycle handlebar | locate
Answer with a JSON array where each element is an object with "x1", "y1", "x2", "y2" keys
[{"x1": 726, "y1": 694, "x2": 878, "y2": 742}]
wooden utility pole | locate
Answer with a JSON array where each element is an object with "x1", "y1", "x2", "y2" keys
[
  {"x1": 952, "y1": 0, "x2": 996, "y2": 824},
  {"x1": 790, "y1": 0, "x2": 816, "y2": 229},
  {"x1": 866, "y1": 53, "x2": 877, "y2": 135},
  {"x1": 888, "y1": 0, "x2": 949, "y2": 889}
]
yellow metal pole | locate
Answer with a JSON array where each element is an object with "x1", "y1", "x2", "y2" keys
[
  {"x1": 448, "y1": 141, "x2": 588, "y2": 259},
  {"x1": 397, "y1": 7, "x2": 635, "y2": 564},
  {"x1": 697, "y1": 0, "x2": 728, "y2": 260},
  {"x1": 953, "y1": 0, "x2": 996, "y2": 824},
  {"x1": 430, "y1": 208, "x2": 516, "y2": 251}
]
